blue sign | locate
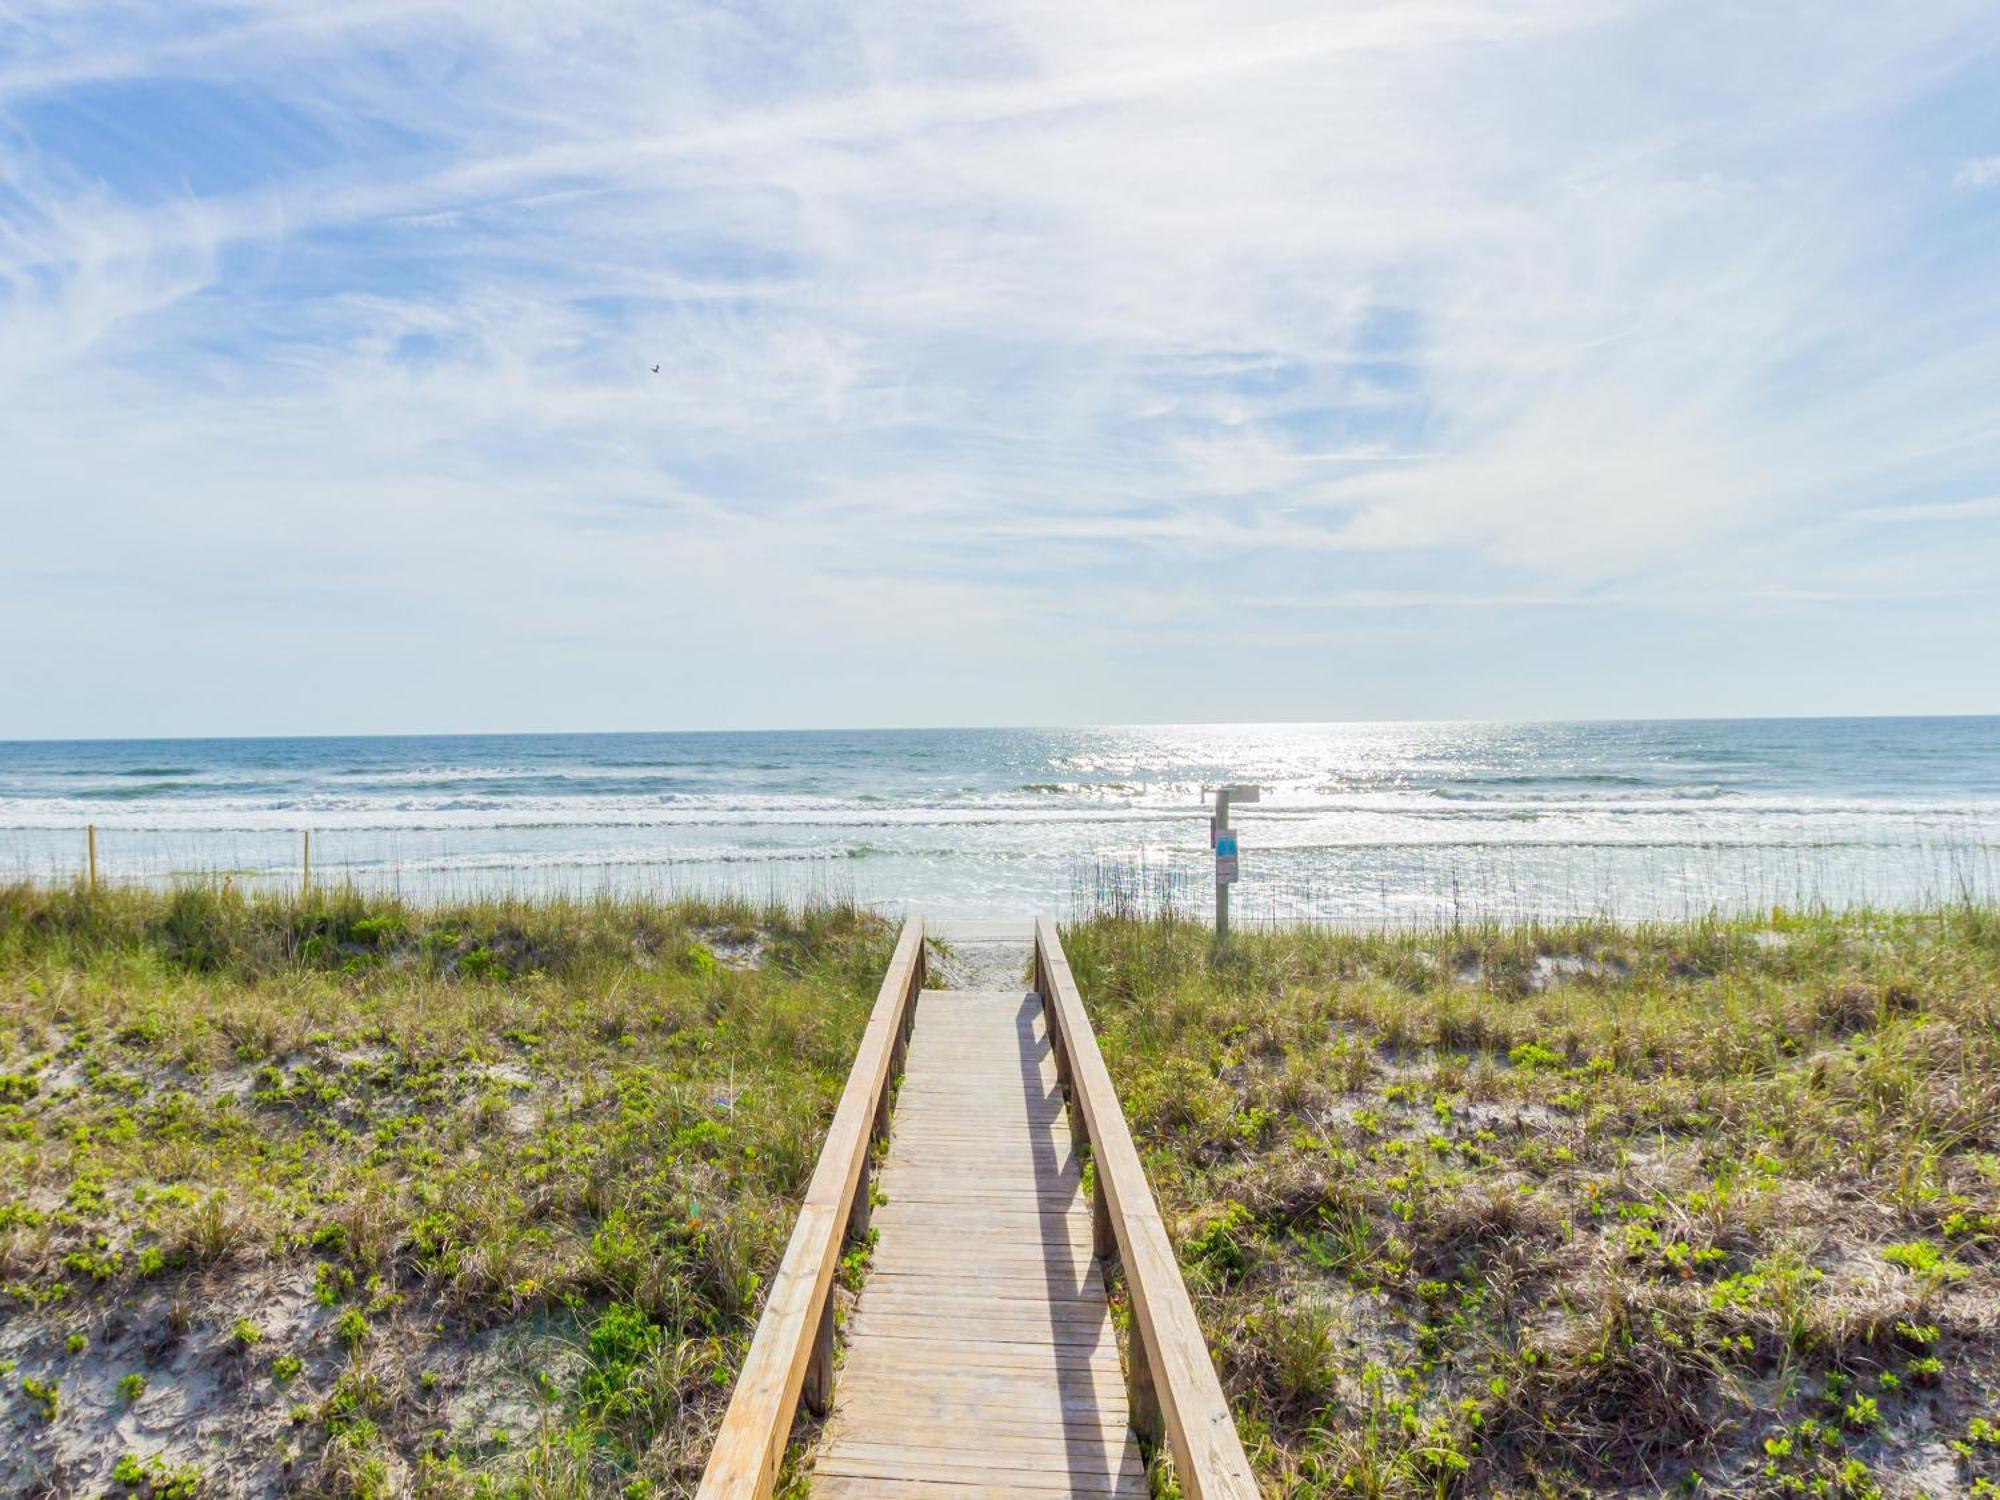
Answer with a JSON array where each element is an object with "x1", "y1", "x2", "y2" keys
[{"x1": 1215, "y1": 831, "x2": 1239, "y2": 884}]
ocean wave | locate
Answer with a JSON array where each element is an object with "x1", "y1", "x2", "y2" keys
[
  {"x1": 1424, "y1": 788, "x2": 1736, "y2": 812},
  {"x1": 3, "y1": 788, "x2": 1999, "y2": 834},
  {"x1": 70, "y1": 782, "x2": 199, "y2": 800},
  {"x1": 51, "y1": 765, "x2": 204, "y2": 778},
  {"x1": 1450, "y1": 772, "x2": 1653, "y2": 787},
  {"x1": 328, "y1": 764, "x2": 681, "y2": 781},
  {"x1": 6, "y1": 722, "x2": 1993, "y2": 917},
  {"x1": 1019, "y1": 781, "x2": 1139, "y2": 795}
]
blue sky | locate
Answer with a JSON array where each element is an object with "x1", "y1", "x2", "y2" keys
[{"x1": 2, "y1": 0, "x2": 1998, "y2": 736}]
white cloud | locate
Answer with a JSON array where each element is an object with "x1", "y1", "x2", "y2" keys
[
  {"x1": 1847, "y1": 496, "x2": 2000, "y2": 524},
  {"x1": 1956, "y1": 155, "x2": 2000, "y2": 189},
  {"x1": 1, "y1": 0, "x2": 1999, "y2": 730}
]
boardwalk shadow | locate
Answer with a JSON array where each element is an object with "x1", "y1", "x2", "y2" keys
[{"x1": 1014, "y1": 989, "x2": 1134, "y2": 1493}]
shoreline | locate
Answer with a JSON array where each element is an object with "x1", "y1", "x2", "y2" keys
[{"x1": 4, "y1": 719, "x2": 1996, "y2": 928}]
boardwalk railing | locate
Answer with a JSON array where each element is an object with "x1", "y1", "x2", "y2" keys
[
  {"x1": 696, "y1": 915, "x2": 924, "y2": 1500},
  {"x1": 1035, "y1": 916, "x2": 1261, "y2": 1500}
]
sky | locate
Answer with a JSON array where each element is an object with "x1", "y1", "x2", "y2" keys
[{"x1": 2, "y1": 0, "x2": 1998, "y2": 738}]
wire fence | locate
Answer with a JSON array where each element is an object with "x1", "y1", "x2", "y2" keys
[{"x1": 9, "y1": 819, "x2": 2000, "y2": 929}]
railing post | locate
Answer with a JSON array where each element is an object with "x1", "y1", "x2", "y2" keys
[
  {"x1": 850, "y1": 1152, "x2": 872, "y2": 1238},
  {"x1": 1044, "y1": 993, "x2": 1081, "y2": 1140},
  {"x1": 1128, "y1": 1330, "x2": 1164, "y2": 1451},
  {"x1": 802, "y1": 1293, "x2": 835, "y2": 1418},
  {"x1": 1092, "y1": 1175, "x2": 1115, "y2": 1260}
]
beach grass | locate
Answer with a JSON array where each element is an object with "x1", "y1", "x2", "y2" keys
[
  {"x1": 6, "y1": 882, "x2": 1998, "y2": 1497},
  {"x1": 1062, "y1": 904, "x2": 2000, "y2": 1497},
  {"x1": 0, "y1": 881, "x2": 892, "y2": 1497}
]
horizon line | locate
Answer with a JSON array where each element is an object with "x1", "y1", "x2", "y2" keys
[{"x1": 3, "y1": 709, "x2": 1998, "y2": 747}]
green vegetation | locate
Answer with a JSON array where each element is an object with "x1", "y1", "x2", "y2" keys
[
  {"x1": 111, "y1": 1449, "x2": 204, "y2": 1497},
  {"x1": 0, "y1": 881, "x2": 891, "y2": 1496},
  {"x1": 1065, "y1": 905, "x2": 2000, "y2": 1496},
  {"x1": 22, "y1": 1372, "x2": 60, "y2": 1421},
  {"x1": 14, "y1": 880, "x2": 1993, "y2": 1496}
]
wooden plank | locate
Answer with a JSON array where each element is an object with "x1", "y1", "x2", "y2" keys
[
  {"x1": 833, "y1": 1372, "x2": 1130, "y2": 1411},
  {"x1": 814, "y1": 1482, "x2": 1126, "y2": 1500},
  {"x1": 869, "y1": 1246, "x2": 1099, "y2": 1271},
  {"x1": 1034, "y1": 919, "x2": 1259, "y2": 1500},
  {"x1": 847, "y1": 1318, "x2": 1118, "y2": 1350},
  {"x1": 879, "y1": 1168, "x2": 1083, "y2": 1190},
  {"x1": 879, "y1": 1182, "x2": 1081, "y2": 1199},
  {"x1": 883, "y1": 1119, "x2": 1069, "y2": 1134},
  {"x1": 822, "y1": 1407, "x2": 1137, "y2": 1442},
  {"x1": 869, "y1": 1244, "x2": 1097, "y2": 1267},
  {"x1": 838, "y1": 1353, "x2": 1129, "y2": 1385},
  {"x1": 839, "y1": 1340, "x2": 1123, "y2": 1373},
  {"x1": 814, "y1": 1453, "x2": 1139, "y2": 1488},
  {"x1": 851, "y1": 1300, "x2": 1118, "y2": 1329},
  {"x1": 821, "y1": 1414, "x2": 1134, "y2": 1448},
  {"x1": 870, "y1": 1204, "x2": 1089, "y2": 1226},
  {"x1": 864, "y1": 1272, "x2": 1108, "y2": 1297},
  {"x1": 817, "y1": 1440, "x2": 1142, "y2": 1480},
  {"x1": 817, "y1": 1439, "x2": 1132, "y2": 1467},
  {"x1": 878, "y1": 1157, "x2": 1078, "y2": 1173},
  {"x1": 870, "y1": 1212, "x2": 1089, "y2": 1231},
  {"x1": 694, "y1": 917, "x2": 925, "y2": 1500},
  {"x1": 870, "y1": 1225, "x2": 1096, "y2": 1252},
  {"x1": 858, "y1": 1287, "x2": 1112, "y2": 1312},
  {"x1": 855, "y1": 1300, "x2": 1114, "y2": 1328}
]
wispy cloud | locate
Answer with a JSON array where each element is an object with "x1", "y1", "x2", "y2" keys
[
  {"x1": 1957, "y1": 155, "x2": 2000, "y2": 188},
  {"x1": 1848, "y1": 496, "x2": 2000, "y2": 524},
  {"x1": 1, "y1": 0, "x2": 1998, "y2": 732}
]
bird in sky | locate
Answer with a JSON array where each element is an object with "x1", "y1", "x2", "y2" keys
[{"x1": 651, "y1": 365, "x2": 660, "y2": 374}]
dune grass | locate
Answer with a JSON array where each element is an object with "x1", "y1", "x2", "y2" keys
[
  {"x1": 0, "y1": 882, "x2": 894, "y2": 1498},
  {"x1": 1063, "y1": 905, "x2": 2000, "y2": 1497},
  {"x1": 10, "y1": 884, "x2": 1998, "y2": 1498}
]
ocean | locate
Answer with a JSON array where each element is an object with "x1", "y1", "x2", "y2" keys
[{"x1": 1, "y1": 719, "x2": 1995, "y2": 924}]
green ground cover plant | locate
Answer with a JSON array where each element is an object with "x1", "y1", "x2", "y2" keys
[
  {"x1": 1064, "y1": 905, "x2": 2000, "y2": 1498},
  {"x1": 0, "y1": 882, "x2": 892, "y2": 1497}
]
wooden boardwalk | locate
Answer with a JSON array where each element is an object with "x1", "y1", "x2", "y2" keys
[
  {"x1": 813, "y1": 982, "x2": 1146, "y2": 1497},
  {"x1": 696, "y1": 918, "x2": 1256, "y2": 1500}
]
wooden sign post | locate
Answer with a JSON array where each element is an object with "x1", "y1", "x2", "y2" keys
[{"x1": 1206, "y1": 785, "x2": 1258, "y2": 940}]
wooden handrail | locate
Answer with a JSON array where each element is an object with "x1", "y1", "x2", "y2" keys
[
  {"x1": 1035, "y1": 916, "x2": 1260, "y2": 1500},
  {"x1": 696, "y1": 915, "x2": 925, "y2": 1499}
]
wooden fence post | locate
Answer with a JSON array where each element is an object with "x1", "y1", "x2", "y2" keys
[
  {"x1": 87, "y1": 825, "x2": 98, "y2": 889},
  {"x1": 302, "y1": 830, "x2": 311, "y2": 897}
]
